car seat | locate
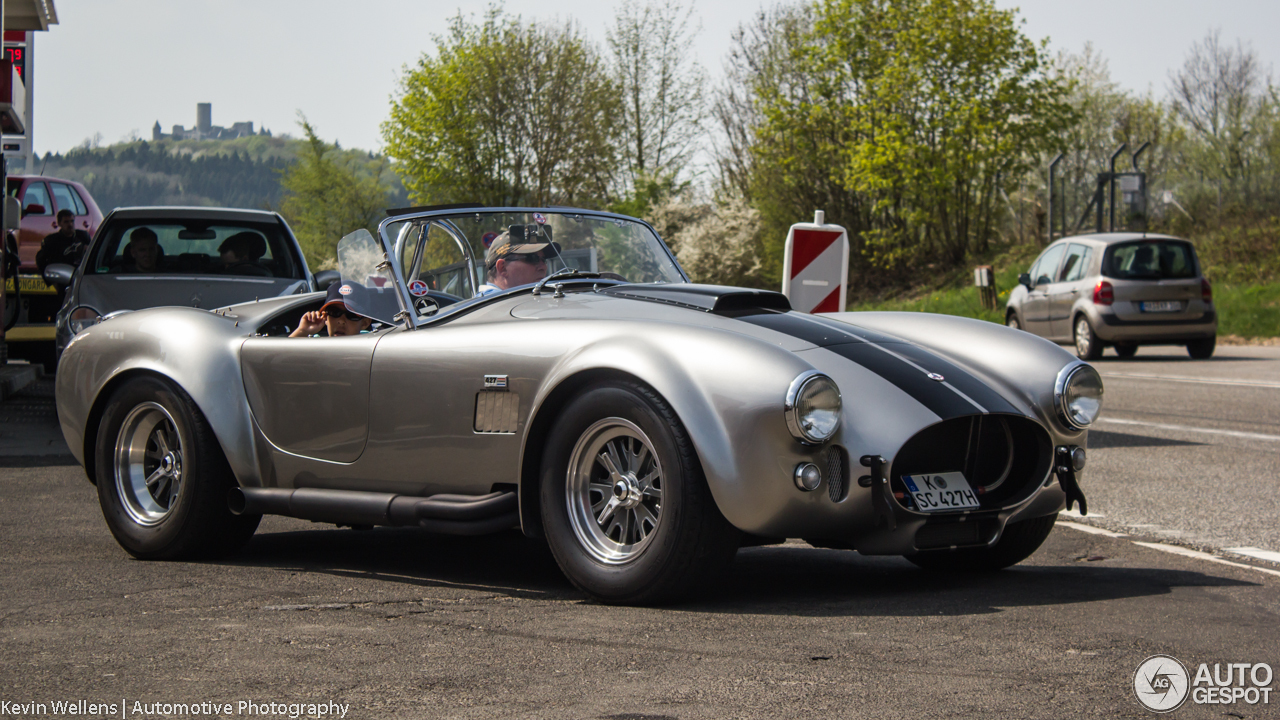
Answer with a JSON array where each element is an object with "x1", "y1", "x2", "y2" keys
[{"x1": 1132, "y1": 245, "x2": 1155, "y2": 275}]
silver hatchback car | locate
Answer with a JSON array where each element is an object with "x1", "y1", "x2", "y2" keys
[
  {"x1": 1005, "y1": 233, "x2": 1217, "y2": 360},
  {"x1": 44, "y1": 207, "x2": 338, "y2": 364}
]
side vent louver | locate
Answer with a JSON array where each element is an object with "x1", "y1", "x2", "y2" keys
[{"x1": 474, "y1": 392, "x2": 519, "y2": 434}]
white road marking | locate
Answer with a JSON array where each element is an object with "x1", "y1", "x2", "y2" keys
[
  {"x1": 1061, "y1": 509, "x2": 1105, "y2": 519},
  {"x1": 1058, "y1": 521, "x2": 1128, "y2": 538},
  {"x1": 1101, "y1": 372, "x2": 1280, "y2": 389},
  {"x1": 1132, "y1": 541, "x2": 1280, "y2": 579},
  {"x1": 1096, "y1": 417, "x2": 1280, "y2": 442},
  {"x1": 1225, "y1": 547, "x2": 1280, "y2": 564}
]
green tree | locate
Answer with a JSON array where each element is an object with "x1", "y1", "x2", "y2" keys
[
  {"x1": 815, "y1": 0, "x2": 1073, "y2": 267},
  {"x1": 383, "y1": 8, "x2": 620, "y2": 208},
  {"x1": 714, "y1": 3, "x2": 864, "y2": 287},
  {"x1": 279, "y1": 117, "x2": 390, "y2": 268},
  {"x1": 608, "y1": 0, "x2": 706, "y2": 202}
]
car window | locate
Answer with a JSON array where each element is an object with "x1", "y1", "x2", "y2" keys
[
  {"x1": 49, "y1": 183, "x2": 82, "y2": 216},
  {"x1": 1058, "y1": 244, "x2": 1091, "y2": 282},
  {"x1": 22, "y1": 182, "x2": 51, "y2": 214},
  {"x1": 84, "y1": 221, "x2": 303, "y2": 278},
  {"x1": 1030, "y1": 244, "x2": 1066, "y2": 286},
  {"x1": 73, "y1": 186, "x2": 89, "y2": 215},
  {"x1": 1104, "y1": 241, "x2": 1197, "y2": 280}
]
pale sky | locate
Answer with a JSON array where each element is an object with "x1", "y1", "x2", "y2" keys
[{"x1": 23, "y1": 0, "x2": 1280, "y2": 156}]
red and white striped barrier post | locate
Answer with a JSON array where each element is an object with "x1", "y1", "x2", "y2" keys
[{"x1": 781, "y1": 210, "x2": 849, "y2": 313}]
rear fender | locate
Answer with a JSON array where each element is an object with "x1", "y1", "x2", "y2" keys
[{"x1": 55, "y1": 307, "x2": 262, "y2": 488}]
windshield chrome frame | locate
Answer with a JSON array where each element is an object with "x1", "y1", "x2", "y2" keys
[
  {"x1": 389, "y1": 218, "x2": 478, "y2": 300},
  {"x1": 376, "y1": 207, "x2": 688, "y2": 329}
]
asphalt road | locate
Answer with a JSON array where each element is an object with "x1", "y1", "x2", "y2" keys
[
  {"x1": 1, "y1": 358, "x2": 1277, "y2": 719},
  {"x1": 1079, "y1": 345, "x2": 1280, "y2": 560}
]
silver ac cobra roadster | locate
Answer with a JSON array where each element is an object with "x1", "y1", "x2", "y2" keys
[{"x1": 55, "y1": 206, "x2": 1103, "y2": 604}]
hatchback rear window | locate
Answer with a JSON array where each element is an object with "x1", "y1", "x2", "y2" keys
[
  {"x1": 1103, "y1": 241, "x2": 1198, "y2": 280},
  {"x1": 85, "y1": 220, "x2": 303, "y2": 279}
]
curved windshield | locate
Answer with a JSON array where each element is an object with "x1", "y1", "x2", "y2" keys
[{"x1": 381, "y1": 210, "x2": 684, "y2": 301}]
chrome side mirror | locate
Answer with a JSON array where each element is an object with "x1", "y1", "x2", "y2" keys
[
  {"x1": 44, "y1": 263, "x2": 75, "y2": 286},
  {"x1": 2, "y1": 197, "x2": 19, "y2": 231}
]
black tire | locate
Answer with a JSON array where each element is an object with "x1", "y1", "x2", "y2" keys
[
  {"x1": 539, "y1": 381, "x2": 740, "y2": 604},
  {"x1": 94, "y1": 376, "x2": 260, "y2": 560},
  {"x1": 1005, "y1": 312, "x2": 1022, "y2": 331},
  {"x1": 1073, "y1": 316, "x2": 1103, "y2": 361},
  {"x1": 1187, "y1": 336, "x2": 1216, "y2": 359},
  {"x1": 905, "y1": 514, "x2": 1057, "y2": 572},
  {"x1": 1115, "y1": 344, "x2": 1139, "y2": 359}
]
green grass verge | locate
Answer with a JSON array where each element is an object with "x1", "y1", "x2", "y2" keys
[{"x1": 1213, "y1": 282, "x2": 1280, "y2": 338}]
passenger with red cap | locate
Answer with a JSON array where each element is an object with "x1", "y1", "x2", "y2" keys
[{"x1": 289, "y1": 282, "x2": 373, "y2": 337}]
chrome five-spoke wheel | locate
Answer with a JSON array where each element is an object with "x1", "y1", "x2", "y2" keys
[
  {"x1": 114, "y1": 401, "x2": 185, "y2": 526},
  {"x1": 540, "y1": 382, "x2": 739, "y2": 604},
  {"x1": 566, "y1": 417, "x2": 664, "y2": 564}
]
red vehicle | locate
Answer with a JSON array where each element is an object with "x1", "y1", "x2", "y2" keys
[
  {"x1": 3, "y1": 175, "x2": 104, "y2": 370},
  {"x1": 6, "y1": 175, "x2": 103, "y2": 270}
]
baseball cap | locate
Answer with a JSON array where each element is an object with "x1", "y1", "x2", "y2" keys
[
  {"x1": 320, "y1": 281, "x2": 357, "y2": 313},
  {"x1": 484, "y1": 225, "x2": 560, "y2": 267}
]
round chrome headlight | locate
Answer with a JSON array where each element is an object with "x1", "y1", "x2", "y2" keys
[
  {"x1": 69, "y1": 306, "x2": 103, "y2": 335},
  {"x1": 785, "y1": 371, "x2": 842, "y2": 444},
  {"x1": 1055, "y1": 363, "x2": 1104, "y2": 430}
]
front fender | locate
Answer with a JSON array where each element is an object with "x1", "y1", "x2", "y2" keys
[{"x1": 523, "y1": 323, "x2": 816, "y2": 533}]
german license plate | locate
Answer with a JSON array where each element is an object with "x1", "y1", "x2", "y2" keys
[
  {"x1": 1140, "y1": 301, "x2": 1182, "y2": 313},
  {"x1": 902, "y1": 472, "x2": 980, "y2": 512}
]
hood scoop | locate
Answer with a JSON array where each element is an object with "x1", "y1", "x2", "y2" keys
[{"x1": 601, "y1": 283, "x2": 791, "y2": 315}]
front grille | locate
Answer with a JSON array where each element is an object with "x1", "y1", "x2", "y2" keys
[
  {"x1": 891, "y1": 414, "x2": 1051, "y2": 512},
  {"x1": 825, "y1": 445, "x2": 848, "y2": 502}
]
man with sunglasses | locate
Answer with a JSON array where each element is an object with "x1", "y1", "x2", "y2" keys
[
  {"x1": 475, "y1": 226, "x2": 557, "y2": 295},
  {"x1": 289, "y1": 282, "x2": 373, "y2": 337}
]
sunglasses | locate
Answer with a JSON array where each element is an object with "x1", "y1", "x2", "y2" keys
[
  {"x1": 324, "y1": 307, "x2": 362, "y2": 320},
  {"x1": 506, "y1": 253, "x2": 547, "y2": 265}
]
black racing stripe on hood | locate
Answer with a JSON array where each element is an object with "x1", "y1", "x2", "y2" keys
[
  {"x1": 734, "y1": 309, "x2": 900, "y2": 346},
  {"x1": 736, "y1": 311, "x2": 1019, "y2": 419},
  {"x1": 860, "y1": 341, "x2": 1019, "y2": 416},
  {"x1": 826, "y1": 343, "x2": 984, "y2": 419}
]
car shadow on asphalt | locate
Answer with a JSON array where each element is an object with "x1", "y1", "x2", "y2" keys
[
  {"x1": 1087, "y1": 430, "x2": 1205, "y2": 449},
  {"x1": 230, "y1": 526, "x2": 579, "y2": 602},
  {"x1": 1093, "y1": 355, "x2": 1260, "y2": 363},
  {"x1": 692, "y1": 544, "x2": 1256, "y2": 616},
  {"x1": 222, "y1": 524, "x2": 1255, "y2": 615}
]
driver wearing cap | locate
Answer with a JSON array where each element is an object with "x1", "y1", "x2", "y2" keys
[
  {"x1": 476, "y1": 226, "x2": 556, "y2": 295},
  {"x1": 290, "y1": 282, "x2": 373, "y2": 337}
]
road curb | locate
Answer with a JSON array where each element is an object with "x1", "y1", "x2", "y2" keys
[{"x1": 0, "y1": 363, "x2": 42, "y2": 402}]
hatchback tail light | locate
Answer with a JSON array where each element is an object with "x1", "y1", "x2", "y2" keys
[
  {"x1": 1092, "y1": 280, "x2": 1114, "y2": 306},
  {"x1": 1201, "y1": 278, "x2": 1212, "y2": 303}
]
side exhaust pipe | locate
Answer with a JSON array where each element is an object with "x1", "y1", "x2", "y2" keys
[{"x1": 228, "y1": 487, "x2": 519, "y2": 536}]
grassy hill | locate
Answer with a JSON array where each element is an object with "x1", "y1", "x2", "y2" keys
[{"x1": 37, "y1": 137, "x2": 407, "y2": 214}]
